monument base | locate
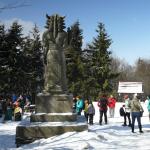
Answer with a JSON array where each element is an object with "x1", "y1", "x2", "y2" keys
[
  {"x1": 16, "y1": 115, "x2": 88, "y2": 147},
  {"x1": 30, "y1": 113, "x2": 77, "y2": 122},
  {"x1": 35, "y1": 93, "x2": 73, "y2": 113},
  {"x1": 16, "y1": 93, "x2": 88, "y2": 147}
]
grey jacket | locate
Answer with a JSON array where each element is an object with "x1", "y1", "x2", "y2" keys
[
  {"x1": 87, "y1": 104, "x2": 95, "y2": 115},
  {"x1": 128, "y1": 98, "x2": 143, "y2": 112}
]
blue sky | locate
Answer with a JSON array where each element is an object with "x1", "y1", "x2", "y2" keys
[{"x1": 0, "y1": 0, "x2": 150, "y2": 65}]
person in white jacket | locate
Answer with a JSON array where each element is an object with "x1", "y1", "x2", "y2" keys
[{"x1": 122, "y1": 94, "x2": 131, "y2": 127}]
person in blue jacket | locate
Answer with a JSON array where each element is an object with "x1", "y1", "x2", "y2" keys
[
  {"x1": 147, "y1": 95, "x2": 150, "y2": 121},
  {"x1": 76, "y1": 96, "x2": 84, "y2": 115}
]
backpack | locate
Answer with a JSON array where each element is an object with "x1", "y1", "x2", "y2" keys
[
  {"x1": 100, "y1": 98, "x2": 107, "y2": 109},
  {"x1": 82, "y1": 101, "x2": 85, "y2": 110},
  {"x1": 119, "y1": 107, "x2": 125, "y2": 116}
]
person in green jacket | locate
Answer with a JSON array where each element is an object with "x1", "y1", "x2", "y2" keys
[
  {"x1": 84, "y1": 99, "x2": 89, "y2": 122},
  {"x1": 129, "y1": 94, "x2": 144, "y2": 133}
]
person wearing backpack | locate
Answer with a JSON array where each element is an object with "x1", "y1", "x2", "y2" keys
[
  {"x1": 128, "y1": 94, "x2": 144, "y2": 133},
  {"x1": 146, "y1": 95, "x2": 150, "y2": 121},
  {"x1": 97, "y1": 93, "x2": 108, "y2": 125},
  {"x1": 120, "y1": 105, "x2": 125, "y2": 117},
  {"x1": 122, "y1": 94, "x2": 131, "y2": 127}
]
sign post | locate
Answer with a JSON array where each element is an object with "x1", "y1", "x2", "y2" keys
[{"x1": 118, "y1": 82, "x2": 143, "y2": 93}]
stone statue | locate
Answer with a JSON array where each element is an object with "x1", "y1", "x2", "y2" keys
[{"x1": 42, "y1": 14, "x2": 67, "y2": 93}]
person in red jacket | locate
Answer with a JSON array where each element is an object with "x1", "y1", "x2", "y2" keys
[{"x1": 108, "y1": 95, "x2": 116, "y2": 118}]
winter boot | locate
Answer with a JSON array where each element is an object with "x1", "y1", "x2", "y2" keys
[
  {"x1": 131, "y1": 125, "x2": 134, "y2": 133},
  {"x1": 122, "y1": 123, "x2": 127, "y2": 126},
  {"x1": 139, "y1": 125, "x2": 143, "y2": 133},
  {"x1": 99, "y1": 120, "x2": 102, "y2": 125},
  {"x1": 128, "y1": 120, "x2": 132, "y2": 127}
]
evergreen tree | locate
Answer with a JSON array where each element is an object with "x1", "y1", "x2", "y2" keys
[
  {"x1": 0, "y1": 24, "x2": 8, "y2": 93},
  {"x1": 4, "y1": 21, "x2": 25, "y2": 94},
  {"x1": 66, "y1": 21, "x2": 83, "y2": 96},
  {"x1": 89, "y1": 22, "x2": 118, "y2": 95},
  {"x1": 21, "y1": 35, "x2": 33, "y2": 93},
  {"x1": 0, "y1": 24, "x2": 7, "y2": 65},
  {"x1": 29, "y1": 25, "x2": 43, "y2": 92},
  {"x1": 23, "y1": 25, "x2": 44, "y2": 100},
  {"x1": 81, "y1": 48, "x2": 96, "y2": 99},
  {"x1": 0, "y1": 22, "x2": 43, "y2": 97}
]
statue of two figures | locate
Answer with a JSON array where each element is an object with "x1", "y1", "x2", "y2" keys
[{"x1": 42, "y1": 14, "x2": 68, "y2": 94}]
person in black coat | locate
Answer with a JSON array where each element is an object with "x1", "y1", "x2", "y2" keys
[
  {"x1": 97, "y1": 93, "x2": 108, "y2": 125},
  {"x1": 1, "y1": 99, "x2": 7, "y2": 123}
]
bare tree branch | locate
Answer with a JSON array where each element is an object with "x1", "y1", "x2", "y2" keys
[{"x1": 0, "y1": 0, "x2": 31, "y2": 12}]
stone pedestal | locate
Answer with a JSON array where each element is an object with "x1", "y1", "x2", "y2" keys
[
  {"x1": 15, "y1": 94, "x2": 88, "y2": 147},
  {"x1": 16, "y1": 115, "x2": 88, "y2": 147},
  {"x1": 35, "y1": 93, "x2": 73, "y2": 113},
  {"x1": 30, "y1": 113, "x2": 77, "y2": 122}
]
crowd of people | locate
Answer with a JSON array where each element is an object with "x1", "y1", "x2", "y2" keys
[
  {"x1": 0, "y1": 94, "x2": 32, "y2": 123},
  {"x1": 72, "y1": 96, "x2": 95, "y2": 125},
  {"x1": 72, "y1": 93, "x2": 150, "y2": 134},
  {"x1": 1, "y1": 92, "x2": 150, "y2": 134},
  {"x1": 120, "y1": 93, "x2": 150, "y2": 133},
  {"x1": 72, "y1": 94, "x2": 116, "y2": 125}
]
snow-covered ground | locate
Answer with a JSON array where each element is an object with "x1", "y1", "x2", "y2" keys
[{"x1": 0, "y1": 102, "x2": 150, "y2": 150}]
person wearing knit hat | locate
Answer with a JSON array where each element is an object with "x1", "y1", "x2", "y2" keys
[{"x1": 128, "y1": 94, "x2": 144, "y2": 133}]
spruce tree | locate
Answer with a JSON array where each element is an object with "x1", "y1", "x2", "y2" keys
[
  {"x1": 23, "y1": 25, "x2": 43, "y2": 100},
  {"x1": 4, "y1": 21, "x2": 25, "y2": 94},
  {"x1": 66, "y1": 21, "x2": 83, "y2": 96},
  {"x1": 89, "y1": 22, "x2": 117, "y2": 95},
  {"x1": 29, "y1": 25, "x2": 43, "y2": 92},
  {"x1": 0, "y1": 24, "x2": 8, "y2": 93},
  {"x1": 81, "y1": 48, "x2": 96, "y2": 99}
]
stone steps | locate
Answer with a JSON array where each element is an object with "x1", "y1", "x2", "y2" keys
[
  {"x1": 30, "y1": 113, "x2": 77, "y2": 122},
  {"x1": 16, "y1": 115, "x2": 88, "y2": 147}
]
